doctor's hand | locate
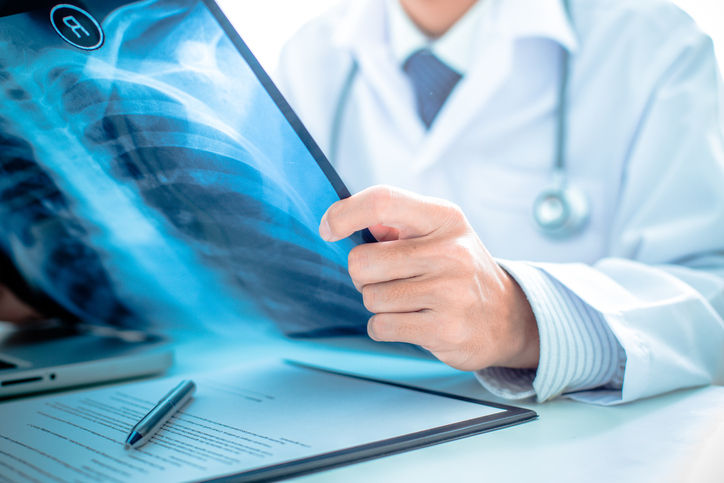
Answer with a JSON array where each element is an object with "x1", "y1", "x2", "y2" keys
[
  {"x1": 320, "y1": 186, "x2": 540, "y2": 372},
  {"x1": 0, "y1": 283, "x2": 42, "y2": 324}
]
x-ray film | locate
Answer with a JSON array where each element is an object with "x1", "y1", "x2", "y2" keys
[{"x1": 0, "y1": 0, "x2": 370, "y2": 334}]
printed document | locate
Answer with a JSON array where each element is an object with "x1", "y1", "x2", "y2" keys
[{"x1": 0, "y1": 360, "x2": 503, "y2": 481}]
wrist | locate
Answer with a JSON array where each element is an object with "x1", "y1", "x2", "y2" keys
[{"x1": 498, "y1": 268, "x2": 540, "y2": 369}]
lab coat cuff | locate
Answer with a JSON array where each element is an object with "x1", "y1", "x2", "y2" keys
[{"x1": 496, "y1": 260, "x2": 623, "y2": 403}]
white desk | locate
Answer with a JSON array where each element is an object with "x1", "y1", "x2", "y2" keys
[{"x1": 165, "y1": 323, "x2": 724, "y2": 483}]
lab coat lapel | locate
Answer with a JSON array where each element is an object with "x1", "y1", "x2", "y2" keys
[
  {"x1": 355, "y1": 47, "x2": 424, "y2": 145},
  {"x1": 333, "y1": 0, "x2": 424, "y2": 146},
  {"x1": 410, "y1": 0, "x2": 578, "y2": 174},
  {"x1": 412, "y1": 34, "x2": 515, "y2": 174}
]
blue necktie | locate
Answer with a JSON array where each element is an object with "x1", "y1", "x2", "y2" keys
[{"x1": 403, "y1": 48, "x2": 463, "y2": 129}]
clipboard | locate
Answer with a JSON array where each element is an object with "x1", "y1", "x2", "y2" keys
[
  {"x1": 0, "y1": 359, "x2": 537, "y2": 482},
  {"x1": 211, "y1": 361, "x2": 538, "y2": 482}
]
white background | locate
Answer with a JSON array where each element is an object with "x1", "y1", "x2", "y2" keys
[{"x1": 216, "y1": 0, "x2": 724, "y2": 73}]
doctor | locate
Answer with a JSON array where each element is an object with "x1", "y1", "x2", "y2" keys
[{"x1": 276, "y1": 0, "x2": 724, "y2": 404}]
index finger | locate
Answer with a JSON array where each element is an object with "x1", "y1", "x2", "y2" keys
[{"x1": 320, "y1": 185, "x2": 455, "y2": 242}]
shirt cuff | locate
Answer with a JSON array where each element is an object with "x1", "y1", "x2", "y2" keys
[{"x1": 475, "y1": 260, "x2": 625, "y2": 402}]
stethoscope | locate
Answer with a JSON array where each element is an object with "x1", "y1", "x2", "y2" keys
[{"x1": 328, "y1": 3, "x2": 590, "y2": 240}]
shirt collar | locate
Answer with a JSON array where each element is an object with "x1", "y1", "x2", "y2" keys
[
  {"x1": 386, "y1": 0, "x2": 486, "y2": 75},
  {"x1": 333, "y1": 0, "x2": 579, "y2": 71}
]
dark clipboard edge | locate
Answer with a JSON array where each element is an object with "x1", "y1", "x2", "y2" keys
[
  {"x1": 201, "y1": 0, "x2": 375, "y2": 245},
  {"x1": 205, "y1": 360, "x2": 538, "y2": 482}
]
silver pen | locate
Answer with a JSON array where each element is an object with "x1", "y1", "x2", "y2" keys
[{"x1": 124, "y1": 379, "x2": 196, "y2": 449}]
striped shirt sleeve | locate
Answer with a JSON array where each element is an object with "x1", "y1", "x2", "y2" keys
[{"x1": 475, "y1": 260, "x2": 626, "y2": 403}]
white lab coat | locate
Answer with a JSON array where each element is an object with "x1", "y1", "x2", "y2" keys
[{"x1": 275, "y1": 0, "x2": 724, "y2": 403}]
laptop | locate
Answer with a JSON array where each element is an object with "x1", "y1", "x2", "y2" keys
[
  {"x1": 0, "y1": 0, "x2": 373, "y2": 396},
  {"x1": 0, "y1": 321, "x2": 172, "y2": 398},
  {"x1": 0, "y1": 248, "x2": 172, "y2": 399}
]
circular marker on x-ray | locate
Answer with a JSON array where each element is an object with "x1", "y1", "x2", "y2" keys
[{"x1": 50, "y1": 4, "x2": 104, "y2": 51}]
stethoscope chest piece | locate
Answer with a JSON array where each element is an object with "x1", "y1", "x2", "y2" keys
[{"x1": 533, "y1": 182, "x2": 590, "y2": 239}]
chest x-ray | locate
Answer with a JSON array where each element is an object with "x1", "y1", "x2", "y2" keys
[{"x1": 0, "y1": 0, "x2": 370, "y2": 335}]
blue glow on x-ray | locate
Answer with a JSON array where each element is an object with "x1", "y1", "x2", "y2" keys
[{"x1": 0, "y1": 0, "x2": 370, "y2": 334}]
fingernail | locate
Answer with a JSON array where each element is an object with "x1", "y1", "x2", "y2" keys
[
  {"x1": 319, "y1": 216, "x2": 333, "y2": 241},
  {"x1": 367, "y1": 318, "x2": 378, "y2": 341}
]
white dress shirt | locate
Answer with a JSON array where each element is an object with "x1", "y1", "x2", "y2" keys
[{"x1": 276, "y1": 0, "x2": 724, "y2": 404}]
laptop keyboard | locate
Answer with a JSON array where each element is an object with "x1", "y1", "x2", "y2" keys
[{"x1": 0, "y1": 359, "x2": 17, "y2": 370}]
